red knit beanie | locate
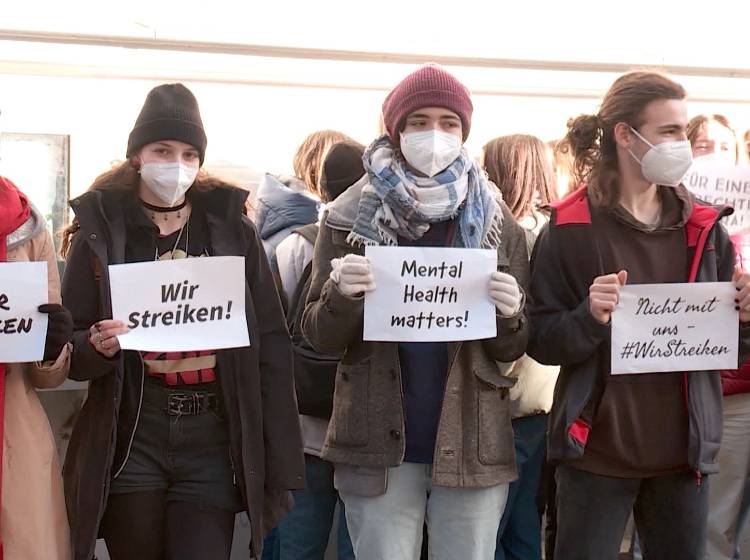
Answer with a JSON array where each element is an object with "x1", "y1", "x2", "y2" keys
[{"x1": 382, "y1": 64, "x2": 473, "y2": 142}]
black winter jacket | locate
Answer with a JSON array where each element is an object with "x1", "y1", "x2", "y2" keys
[{"x1": 62, "y1": 185, "x2": 304, "y2": 560}]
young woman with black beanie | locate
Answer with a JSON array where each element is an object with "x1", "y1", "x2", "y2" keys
[{"x1": 60, "y1": 83, "x2": 304, "y2": 560}]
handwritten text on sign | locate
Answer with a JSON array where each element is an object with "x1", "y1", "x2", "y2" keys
[
  {"x1": 0, "y1": 261, "x2": 48, "y2": 362},
  {"x1": 110, "y1": 256, "x2": 249, "y2": 352},
  {"x1": 683, "y1": 162, "x2": 750, "y2": 234},
  {"x1": 363, "y1": 247, "x2": 497, "y2": 342},
  {"x1": 611, "y1": 282, "x2": 738, "y2": 374}
]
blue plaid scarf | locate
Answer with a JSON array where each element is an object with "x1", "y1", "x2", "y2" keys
[{"x1": 348, "y1": 135, "x2": 503, "y2": 249}]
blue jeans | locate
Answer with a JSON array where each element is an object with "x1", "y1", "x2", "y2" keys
[
  {"x1": 495, "y1": 414, "x2": 548, "y2": 560},
  {"x1": 262, "y1": 454, "x2": 354, "y2": 560}
]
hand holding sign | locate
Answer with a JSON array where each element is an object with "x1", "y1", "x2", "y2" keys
[
  {"x1": 589, "y1": 270, "x2": 628, "y2": 324},
  {"x1": 333, "y1": 254, "x2": 376, "y2": 298},
  {"x1": 89, "y1": 320, "x2": 128, "y2": 358},
  {"x1": 38, "y1": 304, "x2": 73, "y2": 362}
]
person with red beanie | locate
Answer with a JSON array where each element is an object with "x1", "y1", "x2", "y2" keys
[
  {"x1": 0, "y1": 176, "x2": 73, "y2": 559},
  {"x1": 302, "y1": 64, "x2": 529, "y2": 560}
]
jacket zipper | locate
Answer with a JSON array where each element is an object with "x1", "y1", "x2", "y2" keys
[{"x1": 112, "y1": 353, "x2": 145, "y2": 479}]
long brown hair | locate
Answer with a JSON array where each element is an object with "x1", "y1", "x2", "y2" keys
[
  {"x1": 60, "y1": 160, "x2": 235, "y2": 258},
  {"x1": 482, "y1": 134, "x2": 558, "y2": 221},
  {"x1": 562, "y1": 71, "x2": 686, "y2": 207},
  {"x1": 686, "y1": 113, "x2": 739, "y2": 163},
  {"x1": 292, "y1": 130, "x2": 355, "y2": 198}
]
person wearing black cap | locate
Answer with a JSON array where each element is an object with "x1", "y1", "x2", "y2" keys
[
  {"x1": 60, "y1": 83, "x2": 304, "y2": 560},
  {"x1": 269, "y1": 141, "x2": 365, "y2": 560}
]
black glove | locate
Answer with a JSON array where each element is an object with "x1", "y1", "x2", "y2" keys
[{"x1": 38, "y1": 304, "x2": 73, "y2": 362}]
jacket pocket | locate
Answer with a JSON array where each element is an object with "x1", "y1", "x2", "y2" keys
[
  {"x1": 328, "y1": 363, "x2": 369, "y2": 447},
  {"x1": 477, "y1": 378, "x2": 513, "y2": 466},
  {"x1": 333, "y1": 463, "x2": 387, "y2": 497}
]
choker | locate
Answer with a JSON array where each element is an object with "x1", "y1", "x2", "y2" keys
[{"x1": 141, "y1": 199, "x2": 188, "y2": 221}]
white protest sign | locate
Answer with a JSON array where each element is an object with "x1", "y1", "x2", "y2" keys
[
  {"x1": 0, "y1": 261, "x2": 48, "y2": 362},
  {"x1": 611, "y1": 282, "x2": 738, "y2": 375},
  {"x1": 683, "y1": 162, "x2": 750, "y2": 234},
  {"x1": 363, "y1": 246, "x2": 497, "y2": 342},
  {"x1": 110, "y1": 256, "x2": 249, "y2": 352}
]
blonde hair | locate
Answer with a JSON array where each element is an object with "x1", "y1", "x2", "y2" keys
[
  {"x1": 686, "y1": 114, "x2": 739, "y2": 164},
  {"x1": 292, "y1": 130, "x2": 354, "y2": 198},
  {"x1": 483, "y1": 134, "x2": 558, "y2": 221},
  {"x1": 549, "y1": 139, "x2": 576, "y2": 196}
]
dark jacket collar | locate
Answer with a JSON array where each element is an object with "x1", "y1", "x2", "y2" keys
[{"x1": 70, "y1": 186, "x2": 250, "y2": 264}]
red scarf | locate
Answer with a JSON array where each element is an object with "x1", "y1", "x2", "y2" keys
[{"x1": 0, "y1": 177, "x2": 31, "y2": 559}]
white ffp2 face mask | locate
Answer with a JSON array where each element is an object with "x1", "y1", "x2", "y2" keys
[
  {"x1": 400, "y1": 130, "x2": 463, "y2": 178},
  {"x1": 140, "y1": 162, "x2": 199, "y2": 206},
  {"x1": 628, "y1": 127, "x2": 693, "y2": 187}
]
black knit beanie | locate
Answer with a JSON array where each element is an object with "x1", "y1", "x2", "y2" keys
[
  {"x1": 126, "y1": 83, "x2": 207, "y2": 163},
  {"x1": 320, "y1": 141, "x2": 366, "y2": 202}
]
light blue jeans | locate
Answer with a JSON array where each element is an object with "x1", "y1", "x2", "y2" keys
[{"x1": 339, "y1": 462, "x2": 508, "y2": 560}]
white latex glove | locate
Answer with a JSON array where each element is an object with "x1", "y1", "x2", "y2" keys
[
  {"x1": 489, "y1": 271, "x2": 522, "y2": 317},
  {"x1": 330, "y1": 254, "x2": 376, "y2": 297}
]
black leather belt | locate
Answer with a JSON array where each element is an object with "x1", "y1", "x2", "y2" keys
[{"x1": 166, "y1": 392, "x2": 219, "y2": 416}]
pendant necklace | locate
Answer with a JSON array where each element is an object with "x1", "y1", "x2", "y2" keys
[{"x1": 155, "y1": 216, "x2": 190, "y2": 261}]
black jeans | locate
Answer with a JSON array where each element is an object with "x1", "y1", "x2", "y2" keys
[
  {"x1": 101, "y1": 490, "x2": 236, "y2": 560},
  {"x1": 555, "y1": 464, "x2": 709, "y2": 560}
]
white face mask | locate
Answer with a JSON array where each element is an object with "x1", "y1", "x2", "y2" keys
[
  {"x1": 400, "y1": 130, "x2": 463, "y2": 178},
  {"x1": 140, "y1": 162, "x2": 198, "y2": 206},
  {"x1": 628, "y1": 126, "x2": 693, "y2": 187}
]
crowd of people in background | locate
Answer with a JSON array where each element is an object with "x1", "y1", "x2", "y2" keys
[{"x1": 1, "y1": 62, "x2": 750, "y2": 560}]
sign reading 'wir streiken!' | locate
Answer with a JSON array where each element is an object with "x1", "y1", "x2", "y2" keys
[
  {"x1": 110, "y1": 256, "x2": 250, "y2": 352},
  {"x1": 363, "y1": 247, "x2": 497, "y2": 342}
]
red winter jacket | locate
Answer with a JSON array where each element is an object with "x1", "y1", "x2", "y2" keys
[{"x1": 723, "y1": 233, "x2": 750, "y2": 396}]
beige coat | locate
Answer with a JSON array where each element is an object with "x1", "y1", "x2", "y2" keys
[{"x1": 5, "y1": 220, "x2": 71, "y2": 559}]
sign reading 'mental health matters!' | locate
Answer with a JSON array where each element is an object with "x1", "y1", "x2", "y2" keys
[
  {"x1": 363, "y1": 246, "x2": 497, "y2": 342},
  {"x1": 109, "y1": 256, "x2": 249, "y2": 352},
  {"x1": 611, "y1": 282, "x2": 738, "y2": 375},
  {"x1": 0, "y1": 261, "x2": 48, "y2": 363}
]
